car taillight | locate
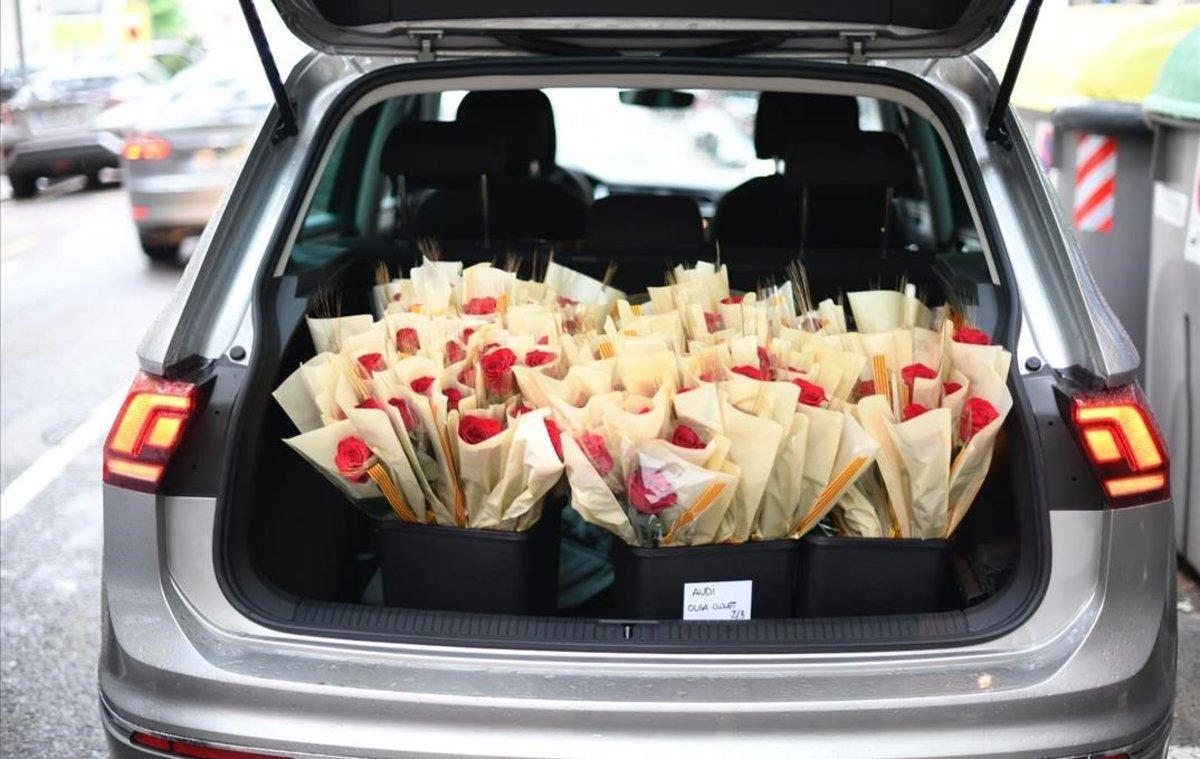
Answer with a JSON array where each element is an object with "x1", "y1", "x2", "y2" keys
[
  {"x1": 123, "y1": 134, "x2": 172, "y2": 161},
  {"x1": 1067, "y1": 385, "x2": 1169, "y2": 507},
  {"x1": 103, "y1": 371, "x2": 195, "y2": 493},
  {"x1": 131, "y1": 731, "x2": 284, "y2": 758}
]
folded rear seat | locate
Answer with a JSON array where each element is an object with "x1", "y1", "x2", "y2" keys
[{"x1": 579, "y1": 194, "x2": 709, "y2": 292}]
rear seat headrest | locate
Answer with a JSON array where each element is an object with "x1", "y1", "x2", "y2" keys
[
  {"x1": 784, "y1": 132, "x2": 916, "y2": 193},
  {"x1": 456, "y1": 90, "x2": 556, "y2": 174},
  {"x1": 755, "y1": 92, "x2": 860, "y2": 159},
  {"x1": 380, "y1": 121, "x2": 506, "y2": 186},
  {"x1": 587, "y1": 194, "x2": 704, "y2": 254}
]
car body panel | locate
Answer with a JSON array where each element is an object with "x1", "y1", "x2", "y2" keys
[
  {"x1": 99, "y1": 492, "x2": 1174, "y2": 758},
  {"x1": 269, "y1": 0, "x2": 1016, "y2": 59}
]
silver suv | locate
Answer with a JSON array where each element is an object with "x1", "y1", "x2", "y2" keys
[{"x1": 99, "y1": 1, "x2": 1176, "y2": 757}]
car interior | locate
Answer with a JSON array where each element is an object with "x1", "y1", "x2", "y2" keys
[{"x1": 214, "y1": 86, "x2": 1039, "y2": 648}]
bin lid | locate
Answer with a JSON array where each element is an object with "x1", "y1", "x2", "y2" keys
[
  {"x1": 984, "y1": 4, "x2": 1200, "y2": 115},
  {"x1": 1145, "y1": 27, "x2": 1200, "y2": 123}
]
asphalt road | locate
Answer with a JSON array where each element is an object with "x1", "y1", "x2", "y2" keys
[{"x1": 0, "y1": 183, "x2": 1197, "y2": 757}]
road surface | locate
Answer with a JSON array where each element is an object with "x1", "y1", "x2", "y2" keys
[{"x1": 0, "y1": 182, "x2": 1197, "y2": 757}]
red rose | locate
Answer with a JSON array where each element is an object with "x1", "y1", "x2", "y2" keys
[
  {"x1": 703, "y1": 312, "x2": 722, "y2": 333},
  {"x1": 536, "y1": 335, "x2": 550, "y2": 345},
  {"x1": 464, "y1": 297, "x2": 497, "y2": 315},
  {"x1": 445, "y1": 340, "x2": 466, "y2": 364},
  {"x1": 636, "y1": 407, "x2": 652, "y2": 415},
  {"x1": 793, "y1": 378, "x2": 827, "y2": 407},
  {"x1": 943, "y1": 381, "x2": 963, "y2": 397},
  {"x1": 579, "y1": 432, "x2": 613, "y2": 476},
  {"x1": 731, "y1": 365, "x2": 768, "y2": 381},
  {"x1": 481, "y1": 347, "x2": 517, "y2": 394},
  {"x1": 960, "y1": 397, "x2": 1000, "y2": 444},
  {"x1": 720, "y1": 295, "x2": 743, "y2": 305},
  {"x1": 524, "y1": 349, "x2": 556, "y2": 368},
  {"x1": 395, "y1": 328, "x2": 420, "y2": 354},
  {"x1": 670, "y1": 424, "x2": 705, "y2": 449},
  {"x1": 387, "y1": 397, "x2": 416, "y2": 430},
  {"x1": 902, "y1": 403, "x2": 930, "y2": 422},
  {"x1": 901, "y1": 362, "x2": 937, "y2": 387},
  {"x1": 557, "y1": 295, "x2": 579, "y2": 307},
  {"x1": 357, "y1": 353, "x2": 385, "y2": 374},
  {"x1": 856, "y1": 380, "x2": 877, "y2": 398},
  {"x1": 698, "y1": 371, "x2": 715, "y2": 383},
  {"x1": 356, "y1": 397, "x2": 384, "y2": 411},
  {"x1": 544, "y1": 418, "x2": 564, "y2": 461},
  {"x1": 677, "y1": 386, "x2": 696, "y2": 394},
  {"x1": 459, "y1": 414, "x2": 504, "y2": 444},
  {"x1": 410, "y1": 376, "x2": 435, "y2": 394},
  {"x1": 443, "y1": 387, "x2": 465, "y2": 410},
  {"x1": 954, "y1": 326, "x2": 991, "y2": 345},
  {"x1": 627, "y1": 467, "x2": 677, "y2": 515},
  {"x1": 511, "y1": 404, "x2": 533, "y2": 417},
  {"x1": 461, "y1": 327, "x2": 476, "y2": 344},
  {"x1": 334, "y1": 436, "x2": 372, "y2": 483}
]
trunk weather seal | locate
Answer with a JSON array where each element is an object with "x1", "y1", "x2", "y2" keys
[{"x1": 214, "y1": 56, "x2": 1049, "y2": 653}]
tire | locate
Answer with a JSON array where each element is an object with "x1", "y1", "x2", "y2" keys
[
  {"x1": 85, "y1": 172, "x2": 104, "y2": 190},
  {"x1": 8, "y1": 172, "x2": 37, "y2": 199},
  {"x1": 139, "y1": 234, "x2": 179, "y2": 262}
]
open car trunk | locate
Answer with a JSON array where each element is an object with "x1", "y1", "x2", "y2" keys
[{"x1": 215, "y1": 63, "x2": 1048, "y2": 652}]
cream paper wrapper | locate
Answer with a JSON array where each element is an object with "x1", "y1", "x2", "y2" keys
[
  {"x1": 791, "y1": 408, "x2": 878, "y2": 537},
  {"x1": 306, "y1": 314, "x2": 375, "y2": 354},
  {"x1": 847, "y1": 289, "x2": 933, "y2": 333},
  {"x1": 672, "y1": 382, "x2": 724, "y2": 438},
  {"x1": 718, "y1": 400, "x2": 786, "y2": 542},
  {"x1": 720, "y1": 376, "x2": 800, "y2": 430},
  {"x1": 480, "y1": 409, "x2": 566, "y2": 531},
  {"x1": 615, "y1": 350, "x2": 678, "y2": 397},
  {"x1": 513, "y1": 360, "x2": 615, "y2": 411},
  {"x1": 886, "y1": 407, "x2": 952, "y2": 539},
  {"x1": 544, "y1": 260, "x2": 624, "y2": 307},
  {"x1": 506, "y1": 304, "x2": 561, "y2": 340},
  {"x1": 451, "y1": 407, "x2": 515, "y2": 528},
  {"x1": 838, "y1": 482, "x2": 884, "y2": 538},
  {"x1": 945, "y1": 373, "x2": 1014, "y2": 536},
  {"x1": 912, "y1": 376, "x2": 942, "y2": 410},
  {"x1": 383, "y1": 311, "x2": 434, "y2": 359},
  {"x1": 855, "y1": 395, "x2": 910, "y2": 537},
  {"x1": 756, "y1": 412, "x2": 810, "y2": 540},
  {"x1": 273, "y1": 363, "x2": 324, "y2": 434},
  {"x1": 344, "y1": 406, "x2": 427, "y2": 522},
  {"x1": 297, "y1": 352, "x2": 345, "y2": 426},
  {"x1": 623, "y1": 438, "x2": 740, "y2": 547},
  {"x1": 940, "y1": 370, "x2": 971, "y2": 436},
  {"x1": 283, "y1": 419, "x2": 392, "y2": 518},
  {"x1": 370, "y1": 375, "x2": 455, "y2": 525},
  {"x1": 409, "y1": 258, "x2": 461, "y2": 317},
  {"x1": 598, "y1": 387, "x2": 671, "y2": 443},
  {"x1": 561, "y1": 435, "x2": 639, "y2": 545}
]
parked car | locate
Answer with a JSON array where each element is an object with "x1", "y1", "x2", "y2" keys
[
  {"x1": 2, "y1": 58, "x2": 169, "y2": 198},
  {"x1": 120, "y1": 57, "x2": 272, "y2": 259},
  {"x1": 99, "y1": 1, "x2": 1176, "y2": 757}
]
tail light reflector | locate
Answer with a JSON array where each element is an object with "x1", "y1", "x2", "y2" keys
[
  {"x1": 131, "y1": 731, "x2": 284, "y2": 758},
  {"x1": 1068, "y1": 385, "x2": 1169, "y2": 506},
  {"x1": 103, "y1": 371, "x2": 195, "y2": 493},
  {"x1": 123, "y1": 133, "x2": 172, "y2": 161}
]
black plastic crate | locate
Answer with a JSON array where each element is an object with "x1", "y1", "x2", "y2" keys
[
  {"x1": 797, "y1": 534, "x2": 950, "y2": 617},
  {"x1": 377, "y1": 505, "x2": 560, "y2": 615},
  {"x1": 610, "y1": 540, "x2": 800, "y2": 620}
]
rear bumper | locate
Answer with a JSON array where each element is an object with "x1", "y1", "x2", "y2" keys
[
  {"x1": 127, "y1": 172, "x2": 228, "y2": 233},
  {"x1": 99, "y1": 493, "x2": 1177, "y2": 758},
  {"x1": 6, "y1": 132, "x2": 122, "y2": 178}
]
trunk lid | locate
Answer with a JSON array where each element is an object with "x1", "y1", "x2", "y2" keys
[{"x1": 270, "y1": 0, "x2": 1018, "y2": 59}]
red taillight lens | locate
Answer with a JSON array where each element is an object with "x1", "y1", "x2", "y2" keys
[
  {"x1": 1068, "y1": 385, "x2": 1169, "y2": 506},
  {"x1": 123, "y1": 134, "x2": 172, "y2": 161},
  {"x1": 103, "y1": 372, "x2": 195, "y2": 493},
  {"x1": 131, "y1": 731, "x2": 284, "y2": 759}
]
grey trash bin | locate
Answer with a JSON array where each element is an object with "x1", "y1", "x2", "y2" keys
[
  {"x1": 1053, "y1": 101, "x2": 1156, "y2": 363},
  {"x1": 1142, "y1": 28, "x2": 1200, "y2": 572}
]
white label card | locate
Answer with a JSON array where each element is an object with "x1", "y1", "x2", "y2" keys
[{"x1": 682, "y1": 580, "x2": 752, "y2": 620}]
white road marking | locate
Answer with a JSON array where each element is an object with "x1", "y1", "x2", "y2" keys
[
  {"x1": 1171, "y1": 747, "x2": 1200, "y2": 759},
  {"x1": 0, "y1": 388, "x2": 126, "y2": 522}
]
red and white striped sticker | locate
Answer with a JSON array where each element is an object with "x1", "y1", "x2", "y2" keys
[{"x1": 1074, "y1": 133, "x2": 1117, "y2": 234}]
